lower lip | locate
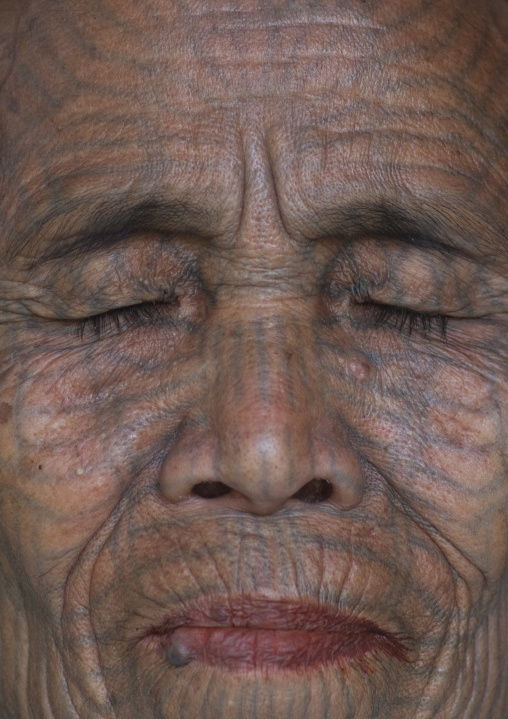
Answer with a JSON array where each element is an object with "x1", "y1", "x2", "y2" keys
[{"x1": 164, "y1": 625, "x2": 408, "y2": 673}]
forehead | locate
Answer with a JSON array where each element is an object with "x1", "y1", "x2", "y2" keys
[
  {"x1": 7, "y1": 0, "x2": 506, "y2": 115},
  {"x1": 0, "y1": 0, "x2": 507, "y2": 252}
]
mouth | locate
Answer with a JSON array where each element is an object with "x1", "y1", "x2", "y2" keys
[{"x1": 140, "y1": 596, "x2": 409, "y2": 674}]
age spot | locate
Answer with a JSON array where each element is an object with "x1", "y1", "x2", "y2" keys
[{"x1": 0, "y1": 403, "x2": 12, "y2": 424}]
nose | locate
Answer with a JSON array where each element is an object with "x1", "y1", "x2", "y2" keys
[{"x1": 159, "y1": 316, "x2": 365, "y2": 516}]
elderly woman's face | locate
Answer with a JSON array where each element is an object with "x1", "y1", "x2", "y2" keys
[{"x1": 1, "y1": 0, "x2": 508, "y2": 717}]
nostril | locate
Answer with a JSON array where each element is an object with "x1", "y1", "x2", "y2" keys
[
  {"x1": 292, "y1": 478, "x2": 333, "y2": 504},
  {"x1": 192, "y1": 481, "x2": 233, "y2": 499}
]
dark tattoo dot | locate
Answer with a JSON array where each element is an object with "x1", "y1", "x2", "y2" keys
[
  {"x1": 7, "y1": 96, "x2": 20, "y2": 114},
  {"x1": 37, "y1": 465, "x2": 43, "y2": 471}
]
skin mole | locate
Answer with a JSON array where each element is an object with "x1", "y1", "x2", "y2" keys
[{"x1": 0, "y1": 1, "x2": 507, "y2": 718}]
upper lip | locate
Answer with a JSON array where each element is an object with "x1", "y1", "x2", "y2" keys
[{"x1": 144, "y1": 595, "x2": 401, "y2": 638}]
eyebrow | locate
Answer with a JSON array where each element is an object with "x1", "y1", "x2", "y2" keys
[
  {"x1": 10, "y1": 196, "x2": 218, "y2": 268},
  {"x1": 303, "y1": 198, "x2": 505, "y2": 261},
  {"x1": 10, "y1": 193, "x2": 504, "y2": 269}
]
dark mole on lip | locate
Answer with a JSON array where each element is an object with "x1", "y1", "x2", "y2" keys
[{"x1": 166, "y1": 641, "x2": 193, "y2": 668}]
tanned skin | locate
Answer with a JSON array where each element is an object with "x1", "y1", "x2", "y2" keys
[{"x1": 0, "y1": 0, "x2": 508, "y2": 717}]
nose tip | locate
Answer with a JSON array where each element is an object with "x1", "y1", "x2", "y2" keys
[
  {"x1": 217, "y1": 420, "x2": 364, "y2": 514},
  {"x1": 159, "y1": 421, "x2": 365, "y2": 516}
]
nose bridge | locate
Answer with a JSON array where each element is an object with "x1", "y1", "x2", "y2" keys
[
  {"x1": 212, "y1": 310, "x2": 318, "y2": 496},
  {"x1": 216, "y1": 130, "x2": 315, "y2": 443},
  {"x1": 158, "y1": 130, "x2": 365, "y2": 514}
]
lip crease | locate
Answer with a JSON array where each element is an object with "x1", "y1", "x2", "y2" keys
[{"x1": 140, "y1": 596, "x2": 410, "y2": 674}]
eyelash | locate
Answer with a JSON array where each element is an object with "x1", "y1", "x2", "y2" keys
[
  {"x1": 75, "y1": 296, "x2": 448, "y2": 341},
  {"x1": 365, "y1": 302, "x2": 449, "y2": 337},
  {"x1": 75, "y1": 301, "x2": 169, "y2": 340}
]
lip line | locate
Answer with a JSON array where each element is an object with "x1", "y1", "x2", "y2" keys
[
  {"x1": 139, "y1": 595, "x2": 410, "y2": 672},
  {"x1": 143, "y1": 594, "x2": 403, "y2": 639}
]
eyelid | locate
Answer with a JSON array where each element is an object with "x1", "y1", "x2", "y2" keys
[
  {"x1": 75, "y1": 299, "x2": 176, "y2": 340},
  {"x1": 366, "y1": 302, "x2": 449, "y2": 337},
  {"x1": 344, "y1": 284, "x2": 449, "y2": 337}
]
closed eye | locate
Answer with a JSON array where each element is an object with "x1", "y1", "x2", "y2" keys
[
  {"x1": 75, "y1": 299, "x2": 178, "y2": 340},
  {"x1": 365, "y1": 302, "x2": 449, "y2": 337}
]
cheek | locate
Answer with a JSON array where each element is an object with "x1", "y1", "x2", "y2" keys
[
  {"x1": 0, "y1": 335, "x2": 203, "y2": 602},
  {"x1": 345, "y1": 351, "x2": 508, "y2": 585}
]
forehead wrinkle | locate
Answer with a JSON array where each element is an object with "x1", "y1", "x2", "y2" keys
[
  {"x1": 170, "y1": 0, "x2": 388, "y2": 27},
  {"x1": 3, "y1": 1, "x2": 450, "y2": 104},
  {"x1": 2, "y1": 0, "x2": 505, "y2": 113},
  {"x1": 158, "y1": 0, "x2": 508, "y2": 106}
]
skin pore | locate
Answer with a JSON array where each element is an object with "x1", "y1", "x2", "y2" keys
[{"x1": 1, "y1": 0, "x2": 508, "y2": 716}]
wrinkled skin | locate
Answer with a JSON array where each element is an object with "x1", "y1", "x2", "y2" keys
[{"x1": 1, "y1": 0, "x2": 508, "y2": 717}]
